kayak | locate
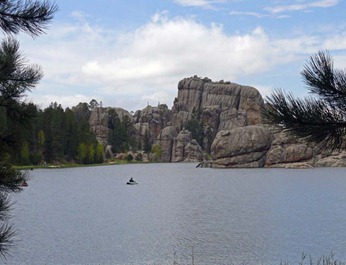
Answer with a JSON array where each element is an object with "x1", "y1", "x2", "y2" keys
[{"x1": 126, "y1": 181, "x2": 138, "y2": 185}]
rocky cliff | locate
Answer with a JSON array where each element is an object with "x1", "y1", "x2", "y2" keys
[
  {"x1": 132, "y1": 104, "x2": 172, "y2": 150},
  {"x1": 172, "y1": 76, "x2": 263, "y2": 151},
  {"x1": 89, "y1": 107, "x2": 132, "y2": 146},
  {"x1": 89, "y1": 76, "x2": 346, "y2": 167}
]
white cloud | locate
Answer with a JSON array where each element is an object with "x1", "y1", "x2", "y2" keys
[
  {"x1": 174, "y1": 0, "x2": 225, "y2": 8},
  {"x1": 323, "y1": 33, "x2": 346, "y2": 50},
  {"x1": 79, "y1": 16, "x2": 289, "y2": 105},
  {"x1": 229, "y1": 10, "x2": 267, "y2": 18},
  {"x1": 252, "y1": 85, "x2": 274, "y2": 99},
  {"x1": 264, "y1": 0, "x2": 339, "y2": 14},
  {"x1": 27, "y1": 93, "x2": 93, "y2": 110},
  {"x1": 18, "y1": 11, "x2": 346, "y2": 110}
]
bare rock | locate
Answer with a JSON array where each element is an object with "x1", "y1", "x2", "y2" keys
[
  {"x1": 315, "y1": 151, "x2": 346, "y2": 167},
  {"x1": 133, "y1": 104, "x2": 172, "y2": 148},
  {"x1": 265, "y1": 130, "x2": 314, "y2": 167},
  {"x1": 155, "y1": 126, "x2": 178, "y2": 162},
  {"x1": 172, "y1": 76, "x2": 264, "y2": 151},
  {"x1": 89, "y1": 107, "x2": 132, "y2": 145},
  {"x1": 211, "y1": 125, "x2": 273, "y2": 168},
  {"x1": 171, "y1": 129, "x2": 205, "y2": 162}
]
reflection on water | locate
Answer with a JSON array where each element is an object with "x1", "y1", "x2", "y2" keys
[{"x1": 5, "y1": 164, "x2": 346, "y2": 264}]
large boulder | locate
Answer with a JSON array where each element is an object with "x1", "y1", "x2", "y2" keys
[
  {"x1": 211, "y1": 125, "x2": 273, "y2": 168},
  {"x1": 265, "y1": 129, "x2": 314, "y2": 168},
  {"x1": 171, "y1": 129, "x2": 205, "y2": 162},
  {"x1": 315, "y1": 151, "x2": 346, "y2": 167}
]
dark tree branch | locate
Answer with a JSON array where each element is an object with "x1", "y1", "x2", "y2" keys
[
  {"x1": 0, "y1": 1, "x2": 57, "y2": 257},
  {"x1": 0, "y1": 0, "x2": 58, "y2": 37},
  {"x1": 263, "y1": 89, "x2": 346, "y2": 150},
  {"x1": 263, "y1": 50, "x2": 346, "y2": 150},
  {"x1": 301, "y1": 50, "x2": 346, "y2": 108}
]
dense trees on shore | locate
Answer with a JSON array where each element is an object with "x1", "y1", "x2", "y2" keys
[{"x1": 2, "y1": 100, "x2": 142, "y2": 166}]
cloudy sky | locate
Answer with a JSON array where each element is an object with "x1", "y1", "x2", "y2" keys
[{"x1": 17, "y1": 0, "x2": 346, "y2": 112}]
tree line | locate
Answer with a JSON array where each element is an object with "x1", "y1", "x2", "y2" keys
[{"x1": 1, "y1": 100, "x2": 140, "y2": 166}]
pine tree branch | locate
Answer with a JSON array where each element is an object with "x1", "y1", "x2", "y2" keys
[
  {"x1": 0, "y1": 193, "x2": 12, "y2": 222},
  {"x1": 301, "y1": 50, "x2": 346, "y2": 108},
  {"x1": 0, "y1": 162, "x2": 25, "y2": 192},
  {"x1": 0, "y1": 0, "x2": 58, "y2": 37},
  {"x1": 0, "y1": 223, "x2": 15, "y2": 258},
  {"x1": 263, "y1": 89, "x2": 346, "y2": 150},
  {"x1": 0, "y1": 38, "x2": 43, "y2": 99}
]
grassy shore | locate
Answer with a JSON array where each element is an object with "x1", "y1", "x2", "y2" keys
[{"x1": 13, "y1": 159, "x2": 145, "y2": 170}]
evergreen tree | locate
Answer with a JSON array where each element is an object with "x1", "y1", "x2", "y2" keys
[
  {"x1": 263, "y1": 50, "x2": 346, "y2": 150},
  {"x1": 0, "y1": 0, "x2": 57, "y2": 256}
]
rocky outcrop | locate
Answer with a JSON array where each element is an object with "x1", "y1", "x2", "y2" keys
[
  {"x1": 211, "y1": 126, "x2": 273, "y2": 168},
  {"x1": 315, "y1": 151, "x2": 346, "y2": 167},
  {"x1": 265, "y1": 129, "x2": 314, "y2": 167},
  {"x1": 155, "y1": 126, "x2": 178, "y2": 162},
  {"x1": 172, "y1": 76, "x2": 264, "y2": 151},
  {"x1": 89, "y1": 107, "x2": 132, "y2": 145},
  {"x1": 171, "y1": 130, "x2": 205, "y2": 162},
  {"x1": 87, "y1": 75, "x2": 346, "y2": 168},
  {"x1": 218, "y1": 108, "x2": 247, "y2": 131},
  {"x1": 133, "y1": 104, "x2": 172, "y2": 149},
  {"x1": 172, "y1": 76, "x2": 263, "y2": 130},
  {"x1": 155, "y1": 128, "x2": 205, "y2": 162}
]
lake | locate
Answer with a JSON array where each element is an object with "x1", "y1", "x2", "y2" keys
[{"x1": 4, "y1": 163, "x2": 346, "y2": 264}]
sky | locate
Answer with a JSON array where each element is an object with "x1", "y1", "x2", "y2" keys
[{"x1": 15, "y1": 0, "x2": 346, "y2": 112}]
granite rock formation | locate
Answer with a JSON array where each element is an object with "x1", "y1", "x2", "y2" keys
[
  {"x1": 155, "y1": 125, "x2": 178, "y2": 162},
  {"x1": 155, "y1": 128, "x2": 205, "y2": 162},
  {"x1": 172, "y1": 76, "x2": 263, "y2": 127},
  {"x1": 88, "y1": 76, "x2": 346, "y2": 167},
  {"x1": 172, "y1": 76, "x2": 264, "y2": 151},
  {"x1": 89, "y1": 107, "x2": 132, "y2": 146},
  {"x1": 171, "y1": 129, "x2": 206, "y2": 162},
  {"x1": 133, "y1": 104, "x2": 172, "y2": 149},
  {"x1": 265, "y1": 129, "x2": 314, "y2": 168},
  {"x1": 211, "y1": 125, "x2": 273, "y2": 168}
]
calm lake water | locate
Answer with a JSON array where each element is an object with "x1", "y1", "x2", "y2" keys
[{"x1": 4, "y1": 163, "x2": 346, "y2": 264}]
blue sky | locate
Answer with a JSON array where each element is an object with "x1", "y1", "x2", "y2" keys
[{"x1": 17, "y1": 0, "x2": 346, "y2": 111}]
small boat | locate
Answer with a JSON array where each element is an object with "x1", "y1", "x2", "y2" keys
[
  {"x1": 21, "y1": 181, "x2": 28, "y2": 187},
  {"x1": 126, "y1": 181, "x2": 138, "y2": 185},
  {"x1": 126, "y1": 178, "x2": 138, "y2": 185}
]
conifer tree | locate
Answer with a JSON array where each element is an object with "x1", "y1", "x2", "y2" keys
[
  {"x1": 0, "y1": 0, "x2": 57, "y2": 256},
  {"x1": 263, "y1": 51, "x2": 346, "y2": 150}
]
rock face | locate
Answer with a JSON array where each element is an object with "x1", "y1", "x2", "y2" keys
[
  {"x1": 155, "y1": 126, "x2": 178, "y2": 162},
  {"x1": 155, "y1": 128, "x2": 205, "y2": 162},
  {"x1": 315, "y1": 151, "x2": 346, "y2": 167},
  {"x1": 172, "y1": 76, "x2": 263, "y2": 128},
  {"x1": 172, "y1": 76, "x2": 264, "y2": 151},
  {"x1": 265, "y1": 129, "x2": 314, "y2": 167},
  {"x1": 88, "y1": 76, "x2": 346, "y2": 168},
  {"x1": 211, "y1": 126, "x2": 273, "y2": 168},
  {"x1": 171, "y1": 130, "x2": 205, "y2": 162},
  {"x1": 89, "y1": 107, "x2": 132, "y2": 145},
  {"x1": 133, "y1": 104, "x2": 172, "y2": 149}
]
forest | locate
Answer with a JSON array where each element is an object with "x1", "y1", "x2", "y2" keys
[{"x1": 0, "y1": 100, "x2": 135, "y2": 166}]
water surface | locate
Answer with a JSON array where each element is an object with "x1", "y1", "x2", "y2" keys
[{"x1": 5, "y1": 164, "x2": 346, "y2": 264}]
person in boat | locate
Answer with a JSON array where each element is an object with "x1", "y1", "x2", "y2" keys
[{"x1": 129, "y1": 177, "x2": 135, "y2": 183}]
